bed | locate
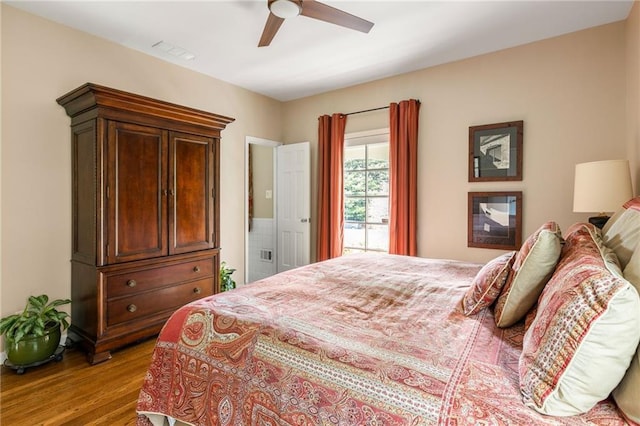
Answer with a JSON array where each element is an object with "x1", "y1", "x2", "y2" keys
[{"x1": 136, "y1": 200, "x2": 640, "y2": 426}]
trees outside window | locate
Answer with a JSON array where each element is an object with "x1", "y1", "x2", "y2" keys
[{"x1": 343, "y1": 141, "x2": 389, "y2": 254}]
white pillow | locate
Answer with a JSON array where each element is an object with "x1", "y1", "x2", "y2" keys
[{"x1": 613, "y1": 347, "x2": 640, "y2": 424}]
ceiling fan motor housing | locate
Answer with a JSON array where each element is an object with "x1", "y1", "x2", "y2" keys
[{"x1": 268, "y1": 0, "x2": 303, "y2": 19}]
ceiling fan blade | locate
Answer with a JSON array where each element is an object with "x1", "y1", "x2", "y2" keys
[
  {"x1": 259, "y1": 12, "x2": 285, "y2": 47},
  {"x1": 300, "y1": 0, "x2": 374, "y2": 33}
]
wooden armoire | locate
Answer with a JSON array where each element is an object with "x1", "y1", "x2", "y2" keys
[{"x1": 57, "y1": 83, "x2": 234, "y2": 364}]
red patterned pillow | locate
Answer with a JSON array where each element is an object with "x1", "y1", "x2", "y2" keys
[
  {"x1": 523, "y1": 304, "x2": 537, "y2": 334},
  {"x1": 519, "y1": 223, "x2": 640, "y2": 416},
  {"x1": 461, "y1": 251, "x2": 516, "y2": 316},
  {"x1": 494, "y1": 221, "x2": 562, "y2": 328}
]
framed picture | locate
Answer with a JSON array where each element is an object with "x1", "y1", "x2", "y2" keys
[
  {"x1": 468, "y1": 191, "x2": 522, "y2": 250},
  {"x1": 469, "y1": 120, "x2": 523, "y2": 182}
]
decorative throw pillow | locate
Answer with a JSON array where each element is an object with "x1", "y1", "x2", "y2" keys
[
  {"x1": 519, "y1": 223, "x2": 640, "y2": 416},
  {"x1": 613, "y1": 346, "x2": 640, "y2": 424},
  {"x1": 461, "y1": 251, "x2": 516, "y2": 316},
  {"x1": 562, "y1": 221, "x2": 599, "y2": 241},
  {"x1": 602, "y1": 196, "x2": 640, "y2": 269},
  {"x1": 494, "y1": 221, "x2": 562, "y2": 328}
]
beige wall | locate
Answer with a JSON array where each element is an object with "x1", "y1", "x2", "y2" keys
[
  {"x1": 251, "y1": 144, "x2": 275, "y2": 219},
  {"x1": 0, "y1": 5, "x2": 282, "y2": 321},
  {"x1": 628, "y1": 2, "x2": 640, "y2": 184},
  {"x1": 0, "y1": 4, "x2": 4, "y2": 333},
  {"x1": 283, "y1": 21, "x2": 629, "y2": 264}
]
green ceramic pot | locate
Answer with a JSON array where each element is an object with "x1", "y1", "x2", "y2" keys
[{"x1": 6, "y1": 322, "x2": 61, "y2": 366}]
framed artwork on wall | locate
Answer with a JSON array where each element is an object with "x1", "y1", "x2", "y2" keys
[
  {"x1": 469, "y1": 120, "x2": 523, "y2": 182},
  {"x1": 468, "y1": 191, "x2": 522, "y2": 250}
]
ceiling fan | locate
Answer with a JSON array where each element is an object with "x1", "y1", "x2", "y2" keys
[{"x1": 259, "y1": 0, "x2": 374, "y2": 47}]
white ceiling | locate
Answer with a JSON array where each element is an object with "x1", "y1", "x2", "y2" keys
[{"x1": 7, "y1": 0, "x2": 635, "y2": 101}]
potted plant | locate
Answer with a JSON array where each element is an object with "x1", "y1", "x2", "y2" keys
[
  {"x1": 220, "y1": 261, "x2": 237, "y2": 292},
  {"x1": 0, "y1": 294, "x2": 71, "y2": 366}
]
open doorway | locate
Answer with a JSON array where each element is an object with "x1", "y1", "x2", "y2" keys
[
  {"x1": 245, "y1": 136, "x2": 280, "y2": 284},
  {"x1": 245, "y1": 137, "x2": 311, "y2": 284}
]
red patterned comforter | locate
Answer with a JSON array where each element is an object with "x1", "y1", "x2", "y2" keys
[{"x1": 136, "y1": 254, "x2": 628, "y2": 425}]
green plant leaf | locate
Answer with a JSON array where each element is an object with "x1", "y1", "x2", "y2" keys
[
  {"x1": 0, "y1": 314, "x2": 20, "y2": 334},
  {"x1": 48, "y1": 298, "x2": 72, "y2": 308},
  {"x1": 1, "y1": 295, "x2": 71, "y2": 343},
  {"x1": 60, "y1": 318, "x2": 70, "y2": 330},
  {"x1": 13, "y1": 329, "x2": 25, "y2": 344},
  {"x1": 29, "y1": 295, "x2": 48, "y2": 310},
  {"x1": 36, "y1": 317, "x2": 45, "y2": 330}
]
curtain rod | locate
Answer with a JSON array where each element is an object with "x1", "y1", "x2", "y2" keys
[
  {"x1": 336, "y1": 100, "x2": 421, "y2": 117},
  {"x1": 343, "y1": 105, "x2": 389, "y2": 116}
]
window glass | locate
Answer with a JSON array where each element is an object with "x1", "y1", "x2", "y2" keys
[
  {"x1": 344, "y1": 198, "x2": 365, "y2": 222},
  {"x1": 344, "y1": 170, "x2": 366, "y2": 197},
  {"x1": 366, "y1": 225, "x2": 389, "y2": 251},
  {"x1": 366, "y1": 198, "x2": 389, "y2": 223},
  {"x1": 366, "y1": 170, "x2": 388, "y2": 196},
  {"x1": 343, "y1": 137, "x2": 389, "y2": 254},
  {"x1": 344, "y1": 223, "x2": 365, "y2": 249},
  {"x1": 344, "y1": 145, "x2": 366, "y2": 170},
  {"x1": 367, "y1": 142, "x2": 389, "y2": 168}
]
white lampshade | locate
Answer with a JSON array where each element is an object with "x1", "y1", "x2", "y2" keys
[
  {"x1": 573, "y1": 159, "x2": 633, "y2": 214},
  {"x1": 269, "y1": 0, "x2": 301, "y2": 19}
]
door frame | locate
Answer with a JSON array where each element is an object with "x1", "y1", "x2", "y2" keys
[{"x1": 245, "y1": 136, "x2": 282, "y2": 284}]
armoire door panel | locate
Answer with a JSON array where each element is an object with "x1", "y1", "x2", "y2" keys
[
  {"x1": 169, "y1": 132, "x2": 214, "y2": 254},
  {"x1": 72, "y1": 120, "x2": 99, "y2": 265},
  {"x1": 107, "y1": 121, "x2": 168, "y2": 263}
]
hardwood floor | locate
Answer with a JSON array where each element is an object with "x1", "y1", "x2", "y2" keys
[{"x1": 0, "y1": 337, "x2": 157, "y2": 425}]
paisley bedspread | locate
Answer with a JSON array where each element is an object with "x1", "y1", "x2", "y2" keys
[{"x1": 136, "y1": 253, "x2": 628, "y2": 425}]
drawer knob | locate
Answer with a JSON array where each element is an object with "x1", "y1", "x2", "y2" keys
[
  {"x1": 193, "y1": 287, "x2": 202, "y2": 295},
  {"x1": 127, "y1": 304, "x2": 137, "y2": 313},
  {"x1": 193, "y1": 266, "x2": 201, "y2": 273},
  {"x1": 126, "y1": 279, "x2": 137, "y2": 288}
]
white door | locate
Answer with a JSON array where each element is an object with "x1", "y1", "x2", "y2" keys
[{"x1": 277, "y1": 142, "x2": 310, "y2": 272}]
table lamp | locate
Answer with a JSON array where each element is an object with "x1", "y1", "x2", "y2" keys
[{"x1": 573, "y1": 159, "x2": 633, "y2": 228}]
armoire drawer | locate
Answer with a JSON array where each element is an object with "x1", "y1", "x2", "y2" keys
[
  {"x1": 107, "y1": 277, "x2": 213, "y2": 326},
  {"x1": 105, "y1": 258, "x2": 214, "y2": 298}
]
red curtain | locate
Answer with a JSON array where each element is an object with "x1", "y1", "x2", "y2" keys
[
  {"x1": 389, "y1": 99, "x2": 421, "y2": 256},
  {"x1": 316, "y1": 113, "x2": 347, "y2": 261}
]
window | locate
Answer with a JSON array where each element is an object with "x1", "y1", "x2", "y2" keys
[{"x1": 343, "y1": 129, "x2": 390, "y2": 254}]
